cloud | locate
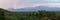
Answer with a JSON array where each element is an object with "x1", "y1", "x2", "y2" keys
[
  {"x1": 16, "y1": 0, "x2": 60, "y2": 9},
  {"x1": 32, "y1": 3, "x2": 60, "y2": 8},
  {"x1": 0, "y1": 0, "x2": 17, "y2": 9},
  {"x1": 1, "y1": 0, "x2": 60, "y2": 9},
  {"x1": 0, "y1": 0, "x2": 10, "y2": 9}
]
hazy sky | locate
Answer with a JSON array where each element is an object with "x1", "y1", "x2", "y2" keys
[
  {"x1": 0, "y1": 0, "x2": 60, "y2": 9},
  {"x1": 0, "y1": 0, "x2": 17, "y2": 9}
]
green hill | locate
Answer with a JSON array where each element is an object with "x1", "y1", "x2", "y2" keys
[{"x1": 0, "y1": 8, "x2": 60, "y2": 20}]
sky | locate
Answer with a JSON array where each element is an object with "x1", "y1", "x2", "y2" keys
[
  {"x1": 0, "y1": 0, "x2": 17, "y2": 9},
  {"x1": 0, "y1": 0, "x2": 60, "y2": 9}
]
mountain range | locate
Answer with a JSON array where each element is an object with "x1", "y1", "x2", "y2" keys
[{"x1": 8, "y1": 6, "x2": 60, "y2": 12}]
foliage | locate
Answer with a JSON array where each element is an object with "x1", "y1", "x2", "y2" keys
[{"x1": 0, "y1": 8, "x2": 60, "y2": 20}]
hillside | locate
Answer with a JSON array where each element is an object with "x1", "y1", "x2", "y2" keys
[{"x1": 0, "y1": 8, "x2": 60, "y2": 20}]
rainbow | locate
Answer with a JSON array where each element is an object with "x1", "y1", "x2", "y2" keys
[{"x1": 9, "y1": 0, "x2": 17, "y2": 9}]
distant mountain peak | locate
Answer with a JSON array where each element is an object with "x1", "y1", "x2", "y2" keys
[{"x1": 8, "y1": 6, "x2": 60, "y2": 12}]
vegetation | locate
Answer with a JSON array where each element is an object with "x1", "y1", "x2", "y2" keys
[{"x1": 0, "y1": 8, "x2": 60, "y2": 20}]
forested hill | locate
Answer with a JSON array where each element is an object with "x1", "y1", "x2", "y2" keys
[
  {"x1": 0, "y1": 8, "x2": 60, "y2": 20},
  {"x1": 0, "y1": 8, "x2": 10, "y2": 20},
  {"x1": 0, "y1": 8, "x2": 10, "y2": 13}
]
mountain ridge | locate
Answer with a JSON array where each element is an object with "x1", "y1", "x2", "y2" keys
[{"x1": 8, "y1": 6, "x2": 60, "y2": 12}]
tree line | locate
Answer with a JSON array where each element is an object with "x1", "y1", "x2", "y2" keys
[{"x1": 0, "y1": 8, "x2": 59, "y2": 20}]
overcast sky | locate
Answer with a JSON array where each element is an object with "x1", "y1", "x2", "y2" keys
[{"x1": 0, "y1": 0, "x2": 60, "y2": 9}]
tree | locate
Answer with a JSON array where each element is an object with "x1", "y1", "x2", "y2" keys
[{"x1": 0, "y1": 8, "x2": 9, "y2": 20}]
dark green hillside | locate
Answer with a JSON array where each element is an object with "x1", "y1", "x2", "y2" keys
[
  {"x1": 5, "y1": 10, "x2": 57, "y2": 20},
  {"x1": 0, "y1": 8, "x2": 10, "y2": 20},
  {"x1": 0, "y1": 8, "x2": 7, "y2": 20},
  {"x1": 0, "y1": 8, "x2": 60, "y2": 20}
]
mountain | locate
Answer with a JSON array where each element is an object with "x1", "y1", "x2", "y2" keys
[{"x1": 8, "y1": 6, "x2": 60, "y2": 12}]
